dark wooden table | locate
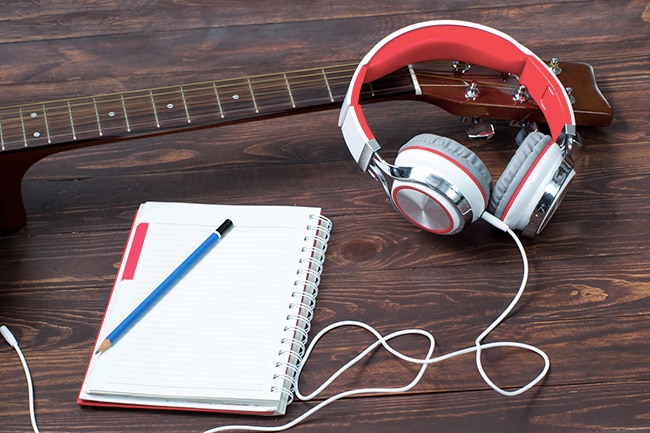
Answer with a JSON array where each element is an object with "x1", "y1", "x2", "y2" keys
[{"x1": 1, "y1": 1, "x2": 649, "y2": 432}]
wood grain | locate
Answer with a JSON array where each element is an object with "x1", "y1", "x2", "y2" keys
[{"x1": 1, "y1": 1, "x2": 649, "y2": 432}]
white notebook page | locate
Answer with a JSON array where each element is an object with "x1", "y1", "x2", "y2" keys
[{"x1": 84, "y1": 202, "x2": 322, "y2": 407}]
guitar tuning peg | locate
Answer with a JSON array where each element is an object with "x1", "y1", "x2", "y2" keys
[
  {"x1": 462, "y1": 117, "x2": 495, "y2": 140},
  {"x1": 464, "y1": 81, "x2": 480, "y2": 100},
  {"x1": 512, "y1": 85, "x2": 529, "y2": 103},
  {"x1": 572, "y1": 131, "x2": 584, "y2": 149},
  {"x1": 513, "y1": 121, "x2": 539, "y2": 146},
  {"x1": 548, "y1": 58, "x2": 563, "y2": 75},
  {"x1": 565, "y1": 87, "x2": 576, "y2": 104},
  {"x1": 451, "y1": 61, "x2": 471, "y2": 74}
]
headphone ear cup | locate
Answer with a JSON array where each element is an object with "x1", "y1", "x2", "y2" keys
[
  {"x1": 488, "y1": 132, "x2": 554, "y2": 227},
  {"x1": 391, "y1": 134, "x2": 492, "y2": 234}
]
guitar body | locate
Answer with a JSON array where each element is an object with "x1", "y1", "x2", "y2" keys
[{"x1": 0, "y1": 60, "x2": 612, "y2": 234}]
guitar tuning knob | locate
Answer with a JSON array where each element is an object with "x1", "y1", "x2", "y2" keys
[
  {"x1": 452, "y1": 61, "x2": 471, "y2": 74},
  {"x1": 512, "y1": 85, "x2": 529, "y2": 103},
  {"x1": 462, "y1": 117, "x2": 495, "y2": 140},
  {"x1": 464, "y1": 81, "x2": 480, "y2": 100},
  {"x1": 565, "y1": 87, "x2": 576, "y2": 104},
  {"x1": 513, "y1": 121, "x2": 539, "y2": 146},
  {"x1": 548, "y1": 58, "x2": 563, "y2": 75}
]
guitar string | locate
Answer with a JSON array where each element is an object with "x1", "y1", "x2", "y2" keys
[
  {"x1": 0, "y1": 68, "x2": 363, "y2": 146},
  {"x1": 0, "y1": 69, "x2": 526, "y2": 149},
  {"x1": 0, "y1": 70, "x2": 370, "y2": 147},
  {"x1": 0, "y1": 68, "x2": 518, "y2": 132},
  {"x1": 0, "y1": 65, "x2": 358, "y2": 113}
]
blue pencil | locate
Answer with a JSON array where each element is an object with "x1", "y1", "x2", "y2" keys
[{"x1": 95, "y1": 218, "x2": 234, "y2": 354}]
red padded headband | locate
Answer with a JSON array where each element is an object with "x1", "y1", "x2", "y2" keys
[{"x1": 339, "y1": 20, "x2": 576, "y2": 169}]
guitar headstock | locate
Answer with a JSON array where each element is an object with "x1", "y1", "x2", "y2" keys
[{"x1": 410, "y1": 60, "x2": 613, "y2": 128}]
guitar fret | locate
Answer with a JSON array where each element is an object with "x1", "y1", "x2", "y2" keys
[
  {"x1": 179, "y1": 87, "x2": 191, "y2": 123},
  {"x1": 213, "y1": 83, "x2": 225, "y2": 118},
  {"x1": 247, "y1": 78, "x2": 259, "y2": 113},
  {"x1": 284, "y1": 73, "x2": 296, "y2": 108},
  {"x1": 42, "y1": 104, "x2": 52, "y2": 143},
  {"x1": 0, "y1": 119, "x2": 4, "y2": 151},
  {"x1": 150, "y1": 91, "x2": 161, "y2": 128},
  {"x1": 18, "y1": 107, "x2": 28, "y2": 147},
  {"x1": 92, "y1": 98, "x2": 103, "y2": 136},
  {"x1": 120, "y1": 94, "x2": 131, "y2": 132},
  {"x1": 67, "y1": 101, "x2": 77, "y2": 140},
  {"x1": 322, "y1": 69, "x2": 334, "y2": 102}
]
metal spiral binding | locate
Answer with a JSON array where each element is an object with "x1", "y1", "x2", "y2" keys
[{"x1": 271, "y1": 214, "x2": 332, "y2": 404}]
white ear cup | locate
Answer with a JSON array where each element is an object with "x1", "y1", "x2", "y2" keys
[
  {"x1": 495, "y1": 139, "x2": 574, "y2": 233},
  {"x1": 391, "y1": 134, "x2": 492, "y2": 234},
  {"x1": 487, "y1": 131, "x2": 575, "y2": 234},
  {"x1": 489, "y1": 132, "x2": 551, "y2": 218}
]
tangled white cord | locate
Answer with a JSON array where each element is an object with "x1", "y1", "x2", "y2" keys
[
  {"x1": 203, "y1": 226, "x2": 550, "y2": 433},
  {"x1": 2, "y1": 226, "x2": 548, "y2": 433}
]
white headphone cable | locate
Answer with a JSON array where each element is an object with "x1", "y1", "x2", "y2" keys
[
  {"x1": 203, "y1": 224, "x2": 549, "y2": 432},
  {"x1": 1, "y1": 325, "x2": 41, "y2": 433},
  {"x1": 1, "y1": 221, "x2": 547, "y2": 433}
]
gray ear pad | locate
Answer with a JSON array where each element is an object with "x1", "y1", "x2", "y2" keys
[
  {"x1": 487, "y1": 131, "x2": 553, "y2": 218},
  {"x1": 399, "y1": 133, "x2": 492, "y2": 200}
]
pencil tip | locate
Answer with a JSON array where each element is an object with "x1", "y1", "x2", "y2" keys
[{"x1": 95, "y1": 339, "x2": 111, "y2": 354}]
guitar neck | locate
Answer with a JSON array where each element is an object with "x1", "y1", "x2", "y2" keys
[
  {"x1": 0, "y1": 64, "x2": 416, "y2": 153},
  {"x1": 0, "y1": 59, "x2": 613, "y2": 234},
  {"x1": 0, "y1": 59, "x2": 614, "y2": 155}
]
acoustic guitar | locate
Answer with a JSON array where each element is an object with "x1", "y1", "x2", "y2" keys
[{"x1": 0, "y1": 59, "x2": 612, "y2": 233}]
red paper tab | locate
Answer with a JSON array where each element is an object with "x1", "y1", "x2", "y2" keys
[{"x1": 121, "y1": 222, "x2": 149, "y2": 281}]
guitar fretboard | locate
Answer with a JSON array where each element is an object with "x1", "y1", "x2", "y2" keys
[{"x1": 0, "y1": 64, "x2": 416, "y2": 152}]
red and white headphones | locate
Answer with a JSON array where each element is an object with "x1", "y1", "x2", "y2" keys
[{"x1": 339, "y1": 20, "x2": 577, "y2": 237}]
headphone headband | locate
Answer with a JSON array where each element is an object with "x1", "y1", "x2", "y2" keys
[{"x1": 339, "y1": 20, "x2": 576, "y2": 170}]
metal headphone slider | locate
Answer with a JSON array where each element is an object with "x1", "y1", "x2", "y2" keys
[{"x1": 558, "y1": 124, "x2": 578, "y2": 156}]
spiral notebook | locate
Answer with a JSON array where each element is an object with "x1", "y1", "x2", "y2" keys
[{"x1": 78, "y1": 202, "x2": 331, "y2": 416}]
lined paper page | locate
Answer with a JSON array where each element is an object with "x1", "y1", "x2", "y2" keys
[{"x1": 83, "y1": 202, "x2": 322, "y2": 408}]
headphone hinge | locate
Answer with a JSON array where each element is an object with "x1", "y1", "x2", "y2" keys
[
  {"x1": 558, "y1": 124, "x2": 578, "y2": 156},
  {"x1": 358, "y1": 139, "x2": 381, "y2": 171},
  {"x1": 368, "y1": 155, "x2": 392, "y2": 198}
]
